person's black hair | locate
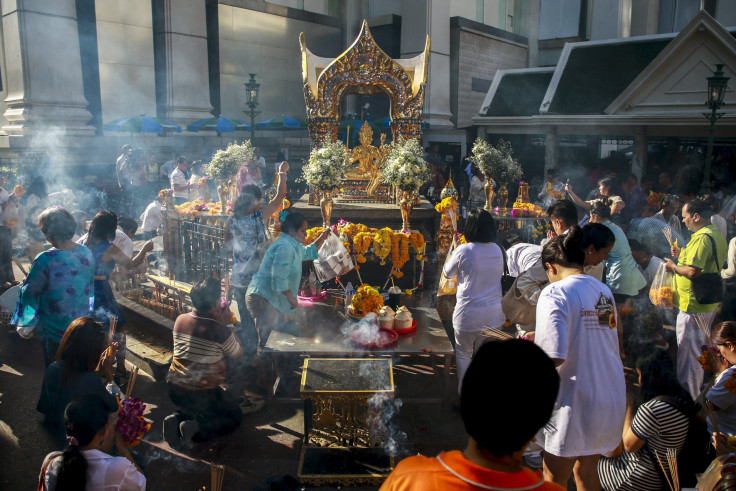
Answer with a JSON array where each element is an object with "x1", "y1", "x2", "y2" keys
[
  {"x1": 37, "y1": 207, "x2": 77, "y2": 243},
  {"x1": 85, "y1": 211, "x2": 117, "y2": 247},
  {"x1": 461, "y1": 340, "x2": 559, "y2": 457},
  {"x1": 715, "y1": 469, "x2": 736, "y2": 491},
  {"x1": 56, "y1": 317, "x2": 107, "y2": 384},
  {"x1": 628, "y1": 238, "x2": 646, "y2": 253},
  {"x1": 282, "y1": 212, "x2": 307, "y2": 235},
  {"x1": 20, "y1": 176, "x2": 47, "y2": 205},
  {"x1": 598, "y1": 175, "x2": 617, "y2": 190},
  {"x1": 590, "y1": 200, "x2": 612, "y2": 220},
  {"x1": 56, "y1": 395, "x2": 117, "y2": 491},
  {"x1": 685, "y1": 197, "x2": 713, "y2": 219},
  {"x1": 712, "y1": 322, "x2": 736, "y2": 346},
  {"x1": 233, "y1": 185, "x2": 263, "y2": 217},
  {"x1": 546, "y1": 168, "x2": 558, "y2": 179},
  {"x1": 189, "y1": 277, "x2": 221, "y2": 314},
  {"x1": 275, "y1": 151, "x2": 285, "y2": 161},
  {"x1": 703, "y1": 194, "x2": 721, "y2": 213},
  {"x1": 541, "y1": 225, "x2": 585, "y2": 269},
  {"x1": 117, "y1": 216, "x2": 138, "y2": 235},
  {"x1": 463, "y1": 209, "x2": 496, "y2": 243},
  {"x1": 659, "y1": 194, "x2": 678, "y2": 209},
  {"x1": 547, "y1": 199, "x2": 578, "y2": 228},
  {"x1": 625, "y1": 173, "x2": 637, "y2": 183},
  {"x1": 581, "y1": 223, "x2": 615, "y2": 252},
  {"x1": 636, "y1": 348, "x2": 692, "y2": 404},
  {"x1": 121, "y1": 144, "x2": 131, "y2": 153},
  {"x1": 502, "y1": 234, "x2": 522, "y2": 250},
  {"x1": 176, "y1": 155, "x2": 188, "y2": 165}
]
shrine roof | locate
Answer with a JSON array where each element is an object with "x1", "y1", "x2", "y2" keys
[{"x1": 480, "y1": 68, "x2": 554, "y2": 117}]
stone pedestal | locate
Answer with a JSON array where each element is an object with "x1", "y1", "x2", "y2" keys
[
  {"x1": 153, "y1": 0, "x2": 213, "y2": 125},
  {"x1": 2, "y1": 0, "x2": 94, "y2": 135}
]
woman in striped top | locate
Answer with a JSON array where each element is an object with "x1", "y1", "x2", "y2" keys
[{"x1": 598, "y1": 348, "x2": 691, "y2": 490}]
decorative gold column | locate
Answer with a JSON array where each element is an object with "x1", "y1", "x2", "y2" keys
[
  {"x1": 483, "y1": 180, "x2": 495, "y2": 213},
  {"x1": 399, "y1": 191, "x2": 414, "y2": 231},
  {"x1": 320, "y1": 189, "x2": 333, "y2": 227},
  {"x1": 498, "y1": 183, "x2": 509, "y2": 216}
]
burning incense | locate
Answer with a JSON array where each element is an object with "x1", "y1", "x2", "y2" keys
[
  {"x1": 653, "y1": 450, "x2": 676, "y2": 491},
  {"x1": 662, "y1": 226, "x2": 674, "y2": 247},
  {"x1": 667, "y1": 448, "x2": 680, "y2": 491},
  {"x1": 694, "y1": 313, "x2": 713, "y2": 344},
  {"x1": 480, "y1": 325, "x2": 514, "y2": 340},
  {"x1": 211, "y1": 463, "x2": 225, "y2": 491},
  {"x1": 107, "y1": 316, "x2": 118, "y2": 356},
  {"x1": 124, "y1": 366, "x2": 139, "y2": 399}
]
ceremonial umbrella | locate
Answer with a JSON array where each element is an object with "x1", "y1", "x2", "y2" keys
[
  {"x1": 104, "y1": 114, "x2": 182, "y2": 134},
  {"x1": 187, "y1": 116, "x2": 250, "y2": 134},
  {"x1": 255, "y1": 115, "x2": 307, "y2": 142}
]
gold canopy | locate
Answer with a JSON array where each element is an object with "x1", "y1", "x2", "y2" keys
[{"x1": 300, "y1": 20, "x2": 430, "y2": 145}]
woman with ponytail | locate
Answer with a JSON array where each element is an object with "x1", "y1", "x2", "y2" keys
[
  {"x1": 534, "y1": 226, "x2": 626, "y2": 490},
  {"x1": 39, "y1": 395, "x2": 145, "y2": 490}
]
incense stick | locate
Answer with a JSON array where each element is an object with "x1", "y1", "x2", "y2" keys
[
  {"x1": 667, "y1": 448, "x2": 680, "y2": 491},
  {"x1": 694, "y1": 313, "x2": 712, "y2": 345},
  {"x1": 211, "y1": 463, "x2": 225, "y2": 491},
  {"x1": 662, "y1": 226, "x2": 673, "y2": 247},
  {"x1": 480, "y1": 325, "x2": 514, "y2": 340},
  {"x1": 124, "y1": 366, "x2": 139, "y2": 399},
  {"x1": 107, "y1": 316, "x2": 118, "y2": 356},
  {"x1": 653, "y1": 450, "x2": 676, "y2": 491}
]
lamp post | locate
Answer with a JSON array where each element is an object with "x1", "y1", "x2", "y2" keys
[
  {"x1": 700, "y1": 64, "x2": 729, "y2": 195},
  {"x1": 244, "y1": 73, "x2": 261, "y2": 142}
]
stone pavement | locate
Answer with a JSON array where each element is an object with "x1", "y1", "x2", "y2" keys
[{"x1": 0, "y1": 305, "x2": 465, "y2": 490}]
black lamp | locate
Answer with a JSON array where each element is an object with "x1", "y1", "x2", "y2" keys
[{"x1": 244, "y1": 73, "x2": 261, "y2": 141}]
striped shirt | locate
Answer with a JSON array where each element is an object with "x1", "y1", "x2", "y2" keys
[
  {"x1": 598, "y1": 399, "x2": 689, "y2": 490},
  {"x1": 168, "y1": 312, "x2": 242, "y2": 390}
]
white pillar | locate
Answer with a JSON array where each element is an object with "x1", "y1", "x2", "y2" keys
[
  {"x1": 544, "y1": 132, "x2": 558, "y2": 175},
  {"x1": 632, "y1": 128, "x2": 648, "y2": 181},
  {"x1": 400, "y1": 0, "x2": 453, "y2": 128},
  {"x1": 2, "y1": 0, "x2": 94, "y2": 135},
  {"x1": 154, "y1": 0, "x2": 213, "y2": 125}
]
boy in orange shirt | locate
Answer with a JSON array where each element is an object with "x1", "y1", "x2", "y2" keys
[{"x1": 380, "y1": 339, "x2": 563, "y2": 490}]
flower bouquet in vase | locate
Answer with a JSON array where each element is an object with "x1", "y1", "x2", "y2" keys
[
  {"x1": 302, "y1": 140, "x2": 348, "y2": 227},
  {"x1": 206, "y1": 141, "x2": 254, "y2": 212},
  {"x1": 470, "y1": 138, "x2": 522, "y2": 214},
  {"x1": 381, "y1": 137, "x2": 432, "y2": 231}
]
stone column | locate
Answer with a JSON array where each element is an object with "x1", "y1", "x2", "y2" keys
[
  {"x1": 400, "y1": 0, "x2": 454, "y2": 129},
  {"x1": 2, "y1": 0, "x2": 94, "y2": 135},
  {"x1": 153, "y1": 0, "x2": 213, "y2": 125},
  {"x1": 632, "y1": 128, "x2": 648, "y2": 181},
  {"x1": 544, "y1": 131, "x2": 558, "y2": 176}
]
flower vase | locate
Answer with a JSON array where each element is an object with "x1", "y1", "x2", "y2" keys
[
  {"x1": 217, "y1": 179, "x2": 228, "y2": 213},
  {"x1": 498, "y1": 182, "x2": 509, "y2": 216},
  {"x1": 320, "y1": 189, "x2": 333, "y2": 228},
  {"x1": 483, "y1": 179, "x2": 495, "y2": 213},
  {"x1": 400, "y1": 190, "x2": 414, "y2": 231}
]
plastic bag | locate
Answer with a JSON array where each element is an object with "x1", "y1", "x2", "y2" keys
[
  {"x1": 649, "y1": 262, "x2": 675, "y2": 309},
  {"x1": 313, "y1": 231, "x2": 353, "y2": 282},
  {"x1": 437, "y1": 242, "x2": 458, "y2": 297}
]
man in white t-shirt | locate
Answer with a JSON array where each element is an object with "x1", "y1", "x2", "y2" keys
[
  {"x1": 170, "y1": 156, "x2": 192, "y2": 205},
  {"x1": 629, "y1": 239, "x2": 664, "y2": 287},
  {"x1": 502, "y1": 234, "x2": 541, "y2": 277}
]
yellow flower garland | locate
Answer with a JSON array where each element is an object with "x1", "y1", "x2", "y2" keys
[
  {"x1": 391, "y1": 234, "x2": 410, "y2": 277},
  {"x1": 304, "y1": 227, "x2": 326, "y2": 246},
  {"x1": 373, "y1": 228, "x2": 392, "y2": 265},
  {"x1": 435, "y1": 196, "x2": 458, "y2": 215}
]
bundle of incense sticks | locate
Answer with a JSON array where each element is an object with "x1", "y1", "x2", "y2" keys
[
  {"x1": 480, "y1": 326, "x2": 515, "y2": 340},
  {"x1": 124, "y1": 366, "x2": 139, "y2": 399},
  {"x1": 654, "y1": 450, "x2": 676, "y2": 491},
  {"x1": 107, "y1": 316, "x2": 118, "y2": 356},
  {"x1": 695, "y1": 313, "x2": 713, "y2": 345},
  {"x1": 666, "y1": 448, "x2": 680, "y2": 491},
  {"x1": 663, "y1": 226, "x2": 674, "y2": 247},
  {"x1": 211, "y1": 463, "x2": 225, "y2": 491},
  {"x1": 449, "y1": 210, "x2": 457, "y2": 232}
]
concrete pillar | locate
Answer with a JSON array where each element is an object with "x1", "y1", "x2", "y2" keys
[
  {"x1": 527, "y1": 0, "x2": 541, "y2": 67},
  {"x1": 2, "y1": 0, "x2": 94, "y2": 135},
  {"x1": 544, "y1": 131, "x2": 558, "y2": 175},
  {"x1": 632, "y1": 128, "x2": 648, "y2": 181},
  {"x1": 400, "y1": 0, "x2": 454, "y2": 128},
  {"x1": 153, "y1": 0, "x2": 213, "y2": 125}
]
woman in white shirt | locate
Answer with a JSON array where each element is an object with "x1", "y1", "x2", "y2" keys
[
  {"x1": 534, "y1": 226, "x2": 626, "y2": 490},
  {"x1": 39, "y1": 395, "x2": 145, "y2": 491},
  {"x1": 443, "y1": 209, "x2": 505, "y2": 393}
]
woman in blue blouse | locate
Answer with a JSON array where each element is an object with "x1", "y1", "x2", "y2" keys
[
  {"x1": 246, "y1": 212, "x2": 330, "y2": 348},
  {"x1": 12, "y1": 207, "x2": 95, "y2": 366}
]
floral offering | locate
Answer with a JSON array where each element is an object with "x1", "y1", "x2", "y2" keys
[
  {"x1": 381, "y1": 137, "x2": 432, "y2": 191},
  {"x1": 470, "y1": 138, "x2": 522, "y2": 183},
  {"x1": 435, "y1": 196, "x2": 458, "y2": 216},
  {"x1": 206, "y1": 141, "x2": 254, "y2": 180},
  {"x1": 157, "y1": 188, "x2": 173, "y2": 199},
  {"x1": 302, "y1": 140, "x2": 348, "y2": 190},
  {"x1": 351, "y1": 284, "x2": 384, "y2": 317},
  {"x1": 117, "y1": 397, "x2": 151, "y2": 447},
  {"x1": 649, "y1": 286, "x2": 674, "y2": 309}
]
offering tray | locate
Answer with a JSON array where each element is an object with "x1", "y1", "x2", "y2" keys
[
  {"x1": 350, "y1": 327, "x2": 398, "y2": 348},
  {"x1": 393, "y1": 319, "x2": 417, "y2": 335}
]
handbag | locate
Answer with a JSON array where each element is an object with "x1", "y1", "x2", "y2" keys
[
  {"x1": 691, "y1": 234, "x2": 724, "y2": 305},
  {"x1": 437, "y1": 242, "x2": 458, "y2": 297},
  {"x1": 501, "y1": 273, "x2": 546, "y2": 326}
]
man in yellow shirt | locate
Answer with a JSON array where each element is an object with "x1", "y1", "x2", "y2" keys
[
  {"x1": 665, "y1": 198, "x2": 727, "y2": 399},
  {"x1": 380, "y1": 340, "x2": 563, "y2": 491}
]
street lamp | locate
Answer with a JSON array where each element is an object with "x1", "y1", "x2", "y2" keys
[
  {"x1": 244, "y1": 73, "x2": 261, "y2": 142},
  {"x1": 700, "y1": 64, "x2": 729, "y2": 195}
]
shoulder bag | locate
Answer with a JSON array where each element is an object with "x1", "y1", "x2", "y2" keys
[
  {"x1": 691, "y1": 234, "x2": 724, "y2": 305},
  {"x1": 501, "y1": 271, "x2": 546, "y2": 326}
]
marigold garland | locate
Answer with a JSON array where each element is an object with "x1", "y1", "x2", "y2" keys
[
  {"x1": 304, "y1": 227, "x2": 326, "y2": 246},
  {"x1": 351, "y1": 284, "x2": 384, "y2": 316},
  {"x1": 391, "y1": 234, "x2": 410, "y2": 277},
  {"x1": 435, "y1": 196, "x2": 458, "y2": 215},
  {"x1": 373, "y1": 228, "x2": 392, "y2": 265}
]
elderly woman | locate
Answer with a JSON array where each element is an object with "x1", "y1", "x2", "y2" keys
[
  {"x1": 246, "y1": 212, "x2": 330, "y2": 349},
  {"x1": 443, "y1": 209, "x2": 505, "y2": 393},
  {"x1": 565, "y1": 175, "x2": 625, "y2": 220},
  {"x1": 12, "y1": 208, "x2": 95, "y2": 366}
]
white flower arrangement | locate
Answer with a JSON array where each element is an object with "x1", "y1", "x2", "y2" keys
[
  {"x1": 206, "y1": 141, "x2": 254, "y2": 180},
  {"x1": 302, "y1": 140, "x2": 348, "y2": 190},
  {"x1": 381, "y1": 137, "x2": 433, "y2": 192},
  {"x1": 470, "y1": 138, "x2": 523, "y2": 184}
]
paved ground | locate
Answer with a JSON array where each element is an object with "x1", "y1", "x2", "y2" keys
[{"x1": 0, "y1": 271, "x2": 466, "y2": 490}]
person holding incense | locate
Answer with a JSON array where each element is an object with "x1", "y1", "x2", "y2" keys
[
  {"x1": 534, "y1": 226, "x2": 625, "y2": 490},
  {"x1": 11, "y1": 207, "x2": 95, "y2": 366},
  {"x1": 598, "y1": 348, "x2": 692, "y2": 490},
  {"x1": 84, "y1": 211, "x2": 153, "y2": 377},
  {"x1": 39, "y1": 395, "x2": 145, "y2": 491},
  {"x1": 707, "y1": 322, "x2": 736, "y2": 438},
  {"x1": 37, "y1": 317, "x2": 119, "y2": 448}
]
